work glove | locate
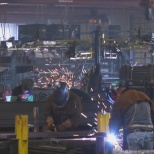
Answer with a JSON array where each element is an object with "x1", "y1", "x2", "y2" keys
[
  {"x1": 49, "y1": 124, "x2": 57, "y2": 132},
  {"x1": 56, "y1": 119, "x2": 72, "y2": 132},
  {"x1": 46, "y1": 116, "x2": 54, "y2": 130}
]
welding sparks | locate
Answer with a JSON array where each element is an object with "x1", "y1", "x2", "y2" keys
[
  {"x1": 94, "y1": 130, "x2": 98, "y2": 134},
  {"x1": 33, "y1": 59, "x2": 82, "y2": 88},
  {"x1": 87, "y1": 123, "x2": 92, "y2": 127},
  {"x1": 94, "y1": 122, "x2": 97, "y2": 125},
  {"x1": 88, "y1": 133, "x2": 95, "y2": 136},
  {"x1": 81, "y1": 113, "x2": 87, "y2": 118},
  {"x1": 94, "y1": 118, "x2": 97, "y2": 121},
  {"x1": 90, "y1": 88, "x2": 93, "y2": 92},
  {"x1": 98, "y1": 94, "x2": 100, "y2": 98}
]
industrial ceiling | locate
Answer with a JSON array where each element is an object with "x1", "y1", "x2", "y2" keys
[
  {"x1": 0, "y1": 0, "x2": 145, "y2": 24},
  {"x1": 0, "y1": 0, "x2": 153, "y2": 92}
]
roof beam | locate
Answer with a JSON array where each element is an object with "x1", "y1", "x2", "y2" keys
[
  {"x1": 1, "y1": 0, "x2": 141, "y2": 8},
  {"x1": 0, "y1": 5, "x2": 145, "y2": 16}
]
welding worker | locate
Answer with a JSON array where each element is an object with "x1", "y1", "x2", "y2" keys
[
  {"x1": 109, "y1": 81, "x2": 154, "y2": 150},
  {"x1": 44, "y1": 81, "x2": 82, "y2": 132},
  {"x1": 11, "y1": 78, "x2": 34, "y2": 102}
]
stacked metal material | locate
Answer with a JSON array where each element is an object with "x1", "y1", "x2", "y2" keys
[{"x1": 119, "y1": 65, "x2": 154, "y2": 86}]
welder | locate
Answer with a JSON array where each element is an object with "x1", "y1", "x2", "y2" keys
[
  {"x1": 44, "y1": 81, "x2": 82, "y2": 132},
  {"x1": 11, "y1": 78, "x2": 34, "y2": 101},
  {"x1": 109, "y1": 80, "x2": 154, "y2": 150}
]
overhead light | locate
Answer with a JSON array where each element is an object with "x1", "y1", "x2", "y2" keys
[
  {"x1": 58, "y1": 0, "x2": 73, "y2": 2},
  {"x1": 43, "y1": 41, "x2": 56, "y2": 45},
  {"x1": 0, "y1": 3, "x2": 8, "y2": 5},
  {"x1": 80, "y1": 52, "x2": 91, "y2": 55},
  {"x1": 70, "y1": 57, "x2": 91, "y2": 60},
  {"x1": 88, "y1": 18, "x2": 102, "y2": 24}
]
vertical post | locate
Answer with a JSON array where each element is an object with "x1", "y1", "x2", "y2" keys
[
  {"x1": 9, "y1": 138, "x2": 18, "y2": 154},
  {"x1": 129, "y1": 15, "x2": 135, "y2": 67},
  {"x1": 88, "y1": 36, "x2": 93, "y2": 59},
  {"x1": 95, "y1": 132, "x2": 106, "y2": 154},
  {"x1": 97, "y1": 112, "x2": 110, "y2": 133},
  {"x1": 33, "y1": 107, "x2": 39, "y2": 132},
  {"x1": 96, "y1": 113, "x2": 112, "y2": 154},
  {"x1": 90, "y1": 30, "x2": 101, "y2": 65},
  {"x1": 15, "y1": 115, "x2": 28, "y2": 154},
  {"x1": 11, "y1": 51, "x2": 17, "y2": 87},
  {"x1": 94, "y1": 30, "x2": 101, "y2": 65}
]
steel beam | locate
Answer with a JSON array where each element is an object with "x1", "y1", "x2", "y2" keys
[{"x1": 1, "y1": 0, "x2": 141, "y2": 8}]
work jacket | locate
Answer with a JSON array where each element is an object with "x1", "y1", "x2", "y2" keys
[
  {"x1": 44, "y1": 91, "x2": 82, "y2": 130},
  {"x1": 109, "y1": 89, "x2": 154, "y2": 149}
]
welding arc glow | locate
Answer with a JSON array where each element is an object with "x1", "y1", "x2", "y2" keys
[
  {"x1": 106, "y1": 133, "x2": 118, "y2": 145},
  {"x1": 106, "y1": 93, "x2": 114, "y2": 104}
]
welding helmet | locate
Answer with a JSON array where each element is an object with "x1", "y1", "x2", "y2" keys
[{"x1": 54, "y1": 82, "x2": 69, "y2": 108}]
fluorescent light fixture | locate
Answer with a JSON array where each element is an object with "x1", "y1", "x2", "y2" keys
[
  {"x1": 80, "y1": 52, "x2": 92, "y2": 55},
  {"x1": 70, "y1": 57, "x2": 91, "y2": 60},
  {"x1": 0, "y1": 3, "x2": 8, "y2": 5},
  {"x1": 43, "y1": 41, "x2": 56, "y2": 45},
  {"x1": 58, "y1": 0, "x2": 73, "y2": 2}
]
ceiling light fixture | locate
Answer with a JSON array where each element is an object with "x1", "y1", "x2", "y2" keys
[
  {"x1": 0, "y1": 3, "x2": 8, "y2": 5},
  {"x1": 58, "y1": 0, "x2": 73, "y2": 2},
  {"x1": 70, "y1": 57, "x2": 91, "y2": 60},
  {"x1": 80, "y1": 52, "x2": 91, "y2": 55}
]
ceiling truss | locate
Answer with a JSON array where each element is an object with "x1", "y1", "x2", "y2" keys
[{"x1": 0, "y1": 0, "x2": 145, "y2": 23}]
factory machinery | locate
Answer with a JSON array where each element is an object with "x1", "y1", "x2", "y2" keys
[
  {"x1": 0, "y1": 30, "x2": 119, "y2": 154},
  {"x1": 0, "y1": 29, "x2": 154, "y2": 154}
]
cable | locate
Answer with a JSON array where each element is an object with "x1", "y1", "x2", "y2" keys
[
  {"x1": 3, "y1": 22, "x2": 5, "y2": 39},
  {"x1": 8, "y1": 23, "x2": 11, "y2": 38},
  {"x1": 1, "y1": 23, "x2": 5, "y2": 40}
]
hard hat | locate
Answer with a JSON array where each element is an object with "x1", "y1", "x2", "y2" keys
[
  {"x1": 110, "y1": 80, "x2": 133, "y2": 91},
  {"x1": 110, "y1": 80, "x2": 125, "y2": 91},
  {"x1": 110, "y1": 81, "x2": 120, "y2": 91}
]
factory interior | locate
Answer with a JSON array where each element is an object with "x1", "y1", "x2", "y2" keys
[{"x1": 0, "y1": 0, "x2": 154, "y2": 154}]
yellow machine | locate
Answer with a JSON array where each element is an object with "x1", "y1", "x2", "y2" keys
[
  {"x1": 15, "y1": 115, "x2": 28, "y2": 154},
  {"x1": 97, "y1": 112, "x2": 110, "y2": 133}
]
